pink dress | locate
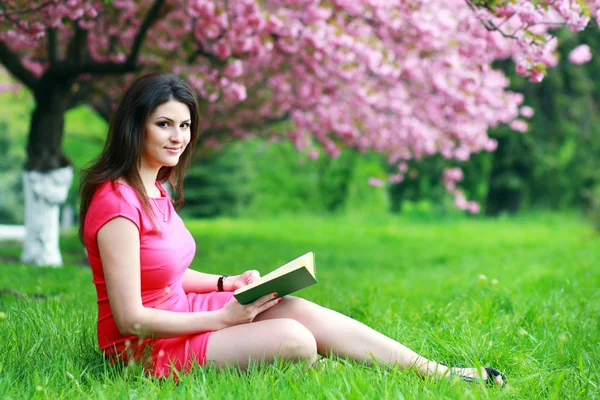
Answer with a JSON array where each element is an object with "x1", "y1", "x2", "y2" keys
[{"x1": 84, "y1": 181, "x2": 233, "y2": 377}]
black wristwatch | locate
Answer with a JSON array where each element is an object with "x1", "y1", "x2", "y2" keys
[{"x1": 217, "y1": 275, "x2": 229, "y2": 292}]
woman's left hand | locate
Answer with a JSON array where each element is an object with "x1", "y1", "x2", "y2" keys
[{"x1": 223, "y1": 270, "x2": 261, "y2": 291}]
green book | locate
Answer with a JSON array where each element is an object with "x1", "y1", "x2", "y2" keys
[{"x1": 233, "y1": 252, "x2": 317, "y2": 305}]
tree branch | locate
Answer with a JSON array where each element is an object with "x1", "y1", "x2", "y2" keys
[
  {"x1": 187, "y1": 43, "x2": 225, "y2": 66},
  {"x1": 60, "y1": 0, "x2": 164, "y2": 78},
  {"x1": 463, "y1": 0, "x2": 518, "y2": 39},
  {"x1": 186, "y1": 18, "x2": 227, "y2": 66},
  {"x1": 126, "y1": 0, "x2": 165, "y2": 67},
  {"x1": 66, "y1": 24, "x2": 88, "y2": 67},
  {"x1": 0, "y1": 5, "x2": 47, "y2": 35},
  {"x1": 0, "y1": 40, "x2": 39, "y2": 90},
  {"x1": 47, "y1": 27, "x2": 58, "y2": 65},
  {"x1": 68, "y1": 80, "x2": 93, "y2": 109},
  {"x1": 70, "y1": 61, "x2": 141, "y2": 75},
  {"x1": 0, "y1": 1, "x2": 56, "y2": 17}
]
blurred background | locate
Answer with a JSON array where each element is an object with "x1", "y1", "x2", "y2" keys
[{"x1": 0, "y1": 30, "x2": 599, "y2": 233}]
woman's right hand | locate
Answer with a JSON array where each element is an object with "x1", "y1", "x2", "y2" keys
[{"x1": 218, "y1": 293, "x2": 280, "y2": 328}]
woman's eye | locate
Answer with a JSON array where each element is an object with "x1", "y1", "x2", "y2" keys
[
  {"x1": 181, "y1": 123, "x2": 190, "y2": 129},
  {"x1": 158, "y1": 121, "x2": 169, "y2": 128}
]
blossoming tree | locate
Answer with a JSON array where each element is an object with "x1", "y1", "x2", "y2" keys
[{"x1": 0, "y1": 0, "x2": 597, "y2": 265}]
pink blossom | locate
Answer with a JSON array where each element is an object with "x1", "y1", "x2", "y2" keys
[
  {"x1": 0, "y1": 82, "x2": 20, "y2": 93},
  {"x1": 223, "y1": 60, "x2": 244, "y2": 78},
  {"x1": 444, "y1": 168, "x2": 464, "y2": 182},
  {"x1": 467, "y1": 201, "x2": 481, "y2": 214},
  {"x1": 515, "y1": 59, "x2": 529, "y2": 76},
  {"x1": 223, "y1": 82, "x2": 247, "y2": 103},
  {"x1": 203, "y1": 137, "x2": 221, "y2": 149},
  {"x1": 389, "y1": 174, "x2": 404, "y2": 184},
  {"x1": 510, "y1": 119, "x2": 529, "y2": 133},
  {"x1": 520, "y1": 106, "x2": 534, "y2": 119},
  {"x1": 454, "y1": 147, "x2": 471, "y2": 161},
  {"x1": 208, "y1": 92, "x2": 220, "y2": 103},
  {"x1": 484, "y1": 139, "x2": 498, "y2": 152},
  {"x1": 443, "y1": 167, "x2": 464, "y2": 191},
  {"x1": 214, "y1": 40, "x2": 232, "y2": 59},
  {"x1": 1, "y1": 0, "x2": 594, "y2": 214},
  {"x1": 530, "y1": 68, "x2": 545, "y2": 83},
  {"x1": 568, "y1": 44, "x2": 592, "y2": 65},
  {"x1": 368, "y1": 177, "x2": 385, "y2": 188},
  {"x1": 454, "y1": 192, "x2": 468, "y2": 209}
]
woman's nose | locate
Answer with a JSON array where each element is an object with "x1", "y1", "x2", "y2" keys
[{"x1": 170, "y1": 127, "x2": 184, "y2": 143}]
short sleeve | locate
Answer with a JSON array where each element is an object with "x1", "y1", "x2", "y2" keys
[{"x1": 84, "y1": 182, "x2": 143, "y2": 244}]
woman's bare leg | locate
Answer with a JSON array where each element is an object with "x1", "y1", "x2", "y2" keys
[
  {"x1": 255, "y1": 297, "x2": 503, "y2": 386},
  {"x1": 205, "y1": 318, "x2": 318, "y2": 369}
]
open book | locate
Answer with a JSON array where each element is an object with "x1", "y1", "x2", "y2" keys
[{"x1": 233, "y1": 252, "x2": 317, "y2": 305}]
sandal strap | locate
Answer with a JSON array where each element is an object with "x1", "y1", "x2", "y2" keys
[
  {"x1": 484, "y1": 367, "x2": 507, "y2": 386},
  {"x1": 449, "y1": 367, "x2": 507, "y2": 387}
]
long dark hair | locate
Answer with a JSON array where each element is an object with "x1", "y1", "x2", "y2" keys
[{"x1": 79, "y1": 74, "x2": 200, "y2": 241}]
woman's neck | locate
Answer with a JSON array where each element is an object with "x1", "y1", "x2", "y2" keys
[{"x1": 139, "y1": 166, "x2": 161, "y2": 197}]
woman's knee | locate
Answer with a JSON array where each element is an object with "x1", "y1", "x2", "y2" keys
[
  {"x1": 274, "y1": 318, "x2": 317, "y2": 361},
  {"x1": 280, "y1": 296, "x2": 322, "y2": 320}
]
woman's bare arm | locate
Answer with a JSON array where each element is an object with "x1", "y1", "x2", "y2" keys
[
  {"x1": 182, "y1": 263, "x2": 261, "y2": 294},
  {"x1": 97, "y1": 217, "x2": 279, "y2": 338},
  {"x1": 182, "y1": 269, "x2": 222, "y2": 294}
]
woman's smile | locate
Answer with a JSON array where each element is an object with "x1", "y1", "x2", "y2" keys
[{"x1": 164, "y1": 146, "x2": 182, "y2": 154}]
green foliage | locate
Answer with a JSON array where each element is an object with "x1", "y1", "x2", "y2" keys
[
  {"x1": 181, "y1": 143, "x2": 254, "y2": 218},
  {"x1": 342, "y1": 152, "x2": 390, "y2": 215},
  {"x1": 1, "y1": 213, "x2": 599, "y2": 398},
  {"x1": 209, "y1": 140, "x2": 389, "y2": 217},
  {"x1": 62, "y1": 105, "x2": 109, "y2": 207},
  {"x1": 583, "y1": 185, "x2": 600, "y2": 231},
  {"x1": 387, "y1": 153, "x2": 494, "y2": 215},
  {"x1": 0, "y1": 122, "x2": 24, "y2": 224},
  {"x1": 241, "y1": 140, "x2": 323, "y2": 214},
  {"x1": 316, "y1": 150, "x2": 356, "y2": 212}
]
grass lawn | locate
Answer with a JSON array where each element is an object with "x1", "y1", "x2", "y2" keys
[{"x1": 0, "y1": 213, "x2": 599, "y2": 399}]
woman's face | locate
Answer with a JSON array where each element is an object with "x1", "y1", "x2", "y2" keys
[{"x1": 141, "y1": 100, "x2": 192, "y2": 171}]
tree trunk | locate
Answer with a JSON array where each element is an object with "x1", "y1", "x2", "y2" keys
[
  {"x1": 21, "y1": 167, "x2": 73, "y2": 266},
  {"x1": 20, "y1": 76, "x2": 74, "y2": 266}
]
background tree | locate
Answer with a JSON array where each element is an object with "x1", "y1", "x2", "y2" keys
[
  {"x1": 385, "y1": 27, "x2": 600, "y2": 216},
  {"x1": 0, "y1": 0, "x2": 596, "y2": 265},
  {"x1": 486, "y1": 28, "x2": 600, "y2": 214}
]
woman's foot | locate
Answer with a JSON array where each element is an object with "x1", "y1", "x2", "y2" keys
[{"x1": 448, "y1": 366, "x2": 506, "y2": 387}]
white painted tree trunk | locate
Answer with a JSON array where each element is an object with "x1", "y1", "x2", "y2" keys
[{"x1": 20, "y1": 166, "x2": 74, "y2": 267}]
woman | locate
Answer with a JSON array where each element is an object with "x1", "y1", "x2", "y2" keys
[{"x1": 79, "y1": 74, "x2": 505, "y2": 386}]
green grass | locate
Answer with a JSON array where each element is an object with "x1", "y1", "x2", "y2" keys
[{"x1": 1, "y1": 213, "x2": 599, "y2": 399}]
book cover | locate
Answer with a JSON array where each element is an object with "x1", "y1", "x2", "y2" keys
[{"x1": 233, "y1": 252, "x2": 317, "y2": 305}]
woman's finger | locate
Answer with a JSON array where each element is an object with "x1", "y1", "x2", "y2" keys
[
  {"x1": 251, "y1": 292, "x2": 278, "y2": 308},
  {"x1": 256, "y1": 296, "x2": 281, "y2": 314},
  {"x1": 246, "y1": 270, "x2": 261, "y2": 284}
]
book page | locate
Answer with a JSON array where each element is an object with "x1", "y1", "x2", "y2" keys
[{"x1": 302, "y1": 252, "x2": 315, "y2": 276}]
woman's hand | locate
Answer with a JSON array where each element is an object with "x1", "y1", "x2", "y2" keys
[
  {"x1": 223, "y1": 270, "x2": 261, "y2": 291},
  {"x1": 218, "y1": 292, "x2": 280, "y2": 327}
]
